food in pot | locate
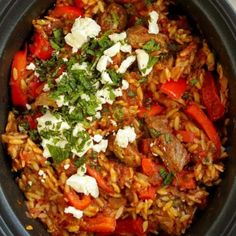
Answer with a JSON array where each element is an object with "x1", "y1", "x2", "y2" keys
[{"x1": 1, "y1": 0, "x2": 229, "y2": 235}]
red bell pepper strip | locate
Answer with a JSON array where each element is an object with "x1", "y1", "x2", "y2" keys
[
  {"x1": 160, "y1": 78, "x2": 187, "y2": 99},
  {"x1": 138, "y1": 186, "x2": 157, "y2": 200},
  {"x1": 10, "y1": 47, "x2": 28, "y2": 106},
  {"x1": 82, "y1": 215, "x2": 116, "y2": 233},
  {"x1": 30, "y1": 32, "x2": 53, "y2": 60},
  {"x1": 176, "y1": 130, "x2": 195, "y2": 143},
  {"x1": 74, "y1": 0, "x2": 84, "y2": 9},
  {"x1": 173, "y1": 170, "x2": 196, "y2": 190},
  {"x1": 201, "y1": 71, "x2": 225, "y2": 121},
  {"x1": 65, "y1": 189, "x2": 91, "y2": 210},
  {"x1": 141, "y1": 158, "x2": 160, "y2": 177},
  {"x1": 115, "y1": 218, "x2": 146, "y2": 236},
  {"x1": 186, "y1": 104, "x2": 221, "y2": 157},
  {"x1": 138, "y1": 104, "x2": 163, "y2": 118},
  {"x1": 87, "y1": 166, "x2": 114, "y2": 194},
  {"x1": 28, "y1": 80, "x2": 44, "y2": 98},
  {"x1": 50, "y1": 6, "x2": 82, "y2": 19},
  {"x1": 25, "y1": 112, "x2": 42, "y2": 130}
]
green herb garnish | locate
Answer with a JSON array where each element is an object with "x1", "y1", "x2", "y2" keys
[{"x1": 143, "y1": 39, "x2": 160, "y2": 52}]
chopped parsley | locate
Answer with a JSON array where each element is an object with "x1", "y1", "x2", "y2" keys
[
  {"x1": 189, "y1": 78, "x2": 198, "y2": 86},
  {"x1": 159, "y1": 168, "x2": 174, "y2": 185},
  {"x1": 47, "y1": 144, "x2": 70, "y2": 163},
  {"x1": 149, "y1": 128, "x2": 162, "y2": 138},
  {"x1": 143, "y1": 39, "x2": 160, "y2": 52}
]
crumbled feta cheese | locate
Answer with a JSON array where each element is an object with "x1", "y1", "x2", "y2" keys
[
  {"x1": 136, "y1": 49, "x2": 152, "y2": 76},
  {"x1": 55, "y1": 72, "x2": 68, "y2": 84},
  {"x1": 104, "y1": 42, "x2": 121, "y2": 57},
  {"x1": 66, "y1": 174, "x2": 99, "y2": 198},
  {"x1": 117, "y1": 55, "x2": 136, "y2": 74},
  {"x1": 55, "y1": 95, "x2": 69, "y2": 107},
  {"x1": 77, "y1": 164, "x2": 87, "y2": 176},
  {"x1": 65, "y1": 17, "x2": 101, "y2": 52},
  {"x1": 95, "y1": 111, "x2": 101, "y2": 119},
  {"x1": 111, "y1": 119, "x2": 117, "y2": 126},
  {"x1": 93, "y1": 134, "x2": 103, "y2": 143},
  {"x1": 96, "y1": 88, "x2": 114, "y2": 105},
  {"x1": 72, "y1": 123, "x2": 85, "y2": 137},
  {"x1": 148, "y1": 11, "x2": 159, "y2": 35},
  {"x1": 101, "y1": 71, "x2": 113, "y2": 84},
  {"x1": 26, "y1": 62, "x2": 36, "y2": 71},
  {"x1": 34, "y1": 71, "x2": 40, "y2": 77},
  {"x1": 81, "y1": 94, "x2": 90, "y2": 101},
  {"x1": 120, "y1": 44, "x2": 132, "y2": 53},
  {"x1": 38, "y1": 170, "x2": 46, "y2": 179},
  {"x1": 37, "y1": 111, "x2": 70, "y2": 133},
  {"x1": 26, "y1": 104, "x2": 31, "y2": 110},
  {"x1": 71, "y1": 139, "x2": 93, "y2": 157},
  {"x1": 115, "y1": 126, "x2": 136, "y2": 148},
  {"x1": 43, "y1": 83, "x2": 50, "y2": 92},
  {"x1": 121, "y1": 80, "x2": 129, "y2": 90},
  {"x1": 92, "y1": 139, "x2": 108, "y2": 153},
  {"x1": 113, "y1": 88, "x2": 123, "y2": 97},
  {"x1": 71, "y1": 62, "x2": 88, "y2": 71},
  {"x1": 109, "y1": 32, "x2": 127, "y2": 42},
  {"x1": 87, "y1": 116, "x2": 93, "y2": 121},
  {"x1": 64, "y1": 164, "x2": 70, "y2": 170},
  {"x1": 96, "y1": 55, "x2": 113, "y2": 73},
  {"x1": 69, "y1": 106, "x2": 76, "y2": 114},
  {"x1": 64, "y1": 206, "x2": 83, "y2": 219},
  {"x1": 63, "y1": 58, "x2": 68, "y2": 62}
]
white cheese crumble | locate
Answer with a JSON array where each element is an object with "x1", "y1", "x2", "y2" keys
[
  {"x1": 64, "y1": 164, "x2": 70, "y2": 170},
  {"x1": 71, "y1": 138, "x2": 93, "y2": 157},
  {"x1": 63, "y1": 58, "x2": 68, "y2": 62},
  {"x1": 72, "y1": 123, "x2": 85, "y2": 137},
  {"x1": 93, "y1": 134, "x2": 103, "y2": 143},
  {"x1": 81, "y1": 94, "x2": 90, "y2": 101},
  {"x1": 64, "y1": 206, "x2": 83, "y2": 219},
  {"x1": 101, "y1": 71, "x2": 113, "y2": 84},
  {"x1": 26, "y1": 104, "x2": 31, "y2": 110},
  {"x1": 43, "y1": 83, "x2": 50, "y2": 92},
  {"x1": 92, "y1": 139, "x2": 108, "y2": 153},
  {"x1": 38, "y1": 170, "x2": 46, "y2": 179},
  {"x1": 55, "y1": 95, "x2": 69, "y2": 107},
  {"x1": 121, "y1": 80, "x2": 129, "y2": 90},
  {"x1": 111, "y1": 119, "x2": 117, "y2": 126},
  {"x1": 136, "y1": 49, "x2": 152, "y2": 76},
  {"x1": 113, "y1": 88, "x2": 123, "y2": 97},
  {"x1": 109, "y1": 32, "x2": 127, "y2": 42},
  {"x1": 55, "y1": 72, "x2": 68, "y2": 84},
  {"x1": 115, "y1": 126, "x2": 137, "y2": 148},
  {"x1": 66, "y1": 174, "x2": 99, "y2": 198},
  {"x1": 96, "y1": 88, "x2": 114, "y2": 105},
  {"x1": 117, "y1": 55, "x2": 136, "y2": 74},
  {"x1": 120, "y1": 44, "x2": 132, "y2": 53},
  {"x1": 148, "y1": 11, "x2": 159, "y2": 35},
  {"x1": 95, "y1": 111, "x2": 101, "y2": 119},
  {"x1": 104, "y1": 42, "x2": 121, "y2": 57},
  {"x1": 96, "y1": 55, "x2": 113, "y2": 72},
  {"x1": 65, "y1": 17, "x2": 101, "y2": 52},
  {"x1": 71, "y1": 62, "x2": 88, "y2": 71},
  {"x1": 26, "y1": 62, "x2": 36, "y2": 71}
]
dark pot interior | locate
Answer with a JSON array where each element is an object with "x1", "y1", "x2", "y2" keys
[{"x1": 0, "y1": 0, "x2": 236, "y2": 235}]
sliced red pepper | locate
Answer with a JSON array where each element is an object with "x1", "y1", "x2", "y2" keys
[
  {"x1": 160, "y1": 77, "x2": 187, "y2": 99},
  {"x1": 176, "y1": 130, "x2": 195, "y2": 143},
  {"x1": 74, "y1": 0, "x2": 84, "y2": 9},
  {"x1": 87, "y1": 166, "x2": 114, "y2": 194},
  {"x1": 142, "y1": 158, "x2": 161, "y2": 177},
  {"x1": 82, "y1": 215, "x2": 116, "y2": 233},
  {"x1": 50, "y1": 6, "x2": 82, "y2": 20},
  {"x1": 201, "y1": 71, "x2": 225, "y2": 121},
  {"x1": 186, "y1": 104, "x2": 221, "y2": 157},
  {"x1": 138, "y1": 104, "x2": 163, "y2": 118},
  {"x1": 138, "y1": 186, "x2": 157, "y2": 200},
  {"x1": 30, "y1": 32, "x2": 53, "y2": 60},
  {"x1": 28, "y1": 80, "x2": 44, "y2": 98},
  {"x1": 65, "y1": 189, "x2": 91, "y2": 210},
  {"x1": 115, "y1": 217, "x2": 146, "y2": 236},
  {"x1": 10, "y1": 47, "x2": 28, "y2": 106},
  {"x1": 173, "y1": 170, "x2": 196, "y2": 190}
]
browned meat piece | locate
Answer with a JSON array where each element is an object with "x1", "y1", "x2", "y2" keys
[
  {"x1": 146, "y1": 116, "x2": 189, "y2": 173},
  {"x1": 109, "y1": 137, "x2": 141, "y2": 167},
  {"x1": 127, "y1": 25, "x2": 169, "y2": 49},
  {"x1": 97, "y1": 3, "x2": 127, "y2": 33}
]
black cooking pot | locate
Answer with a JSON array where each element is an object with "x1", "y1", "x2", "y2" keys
[{"x1": 0, "y1": 0, "x2": 236, "y2": 235}]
